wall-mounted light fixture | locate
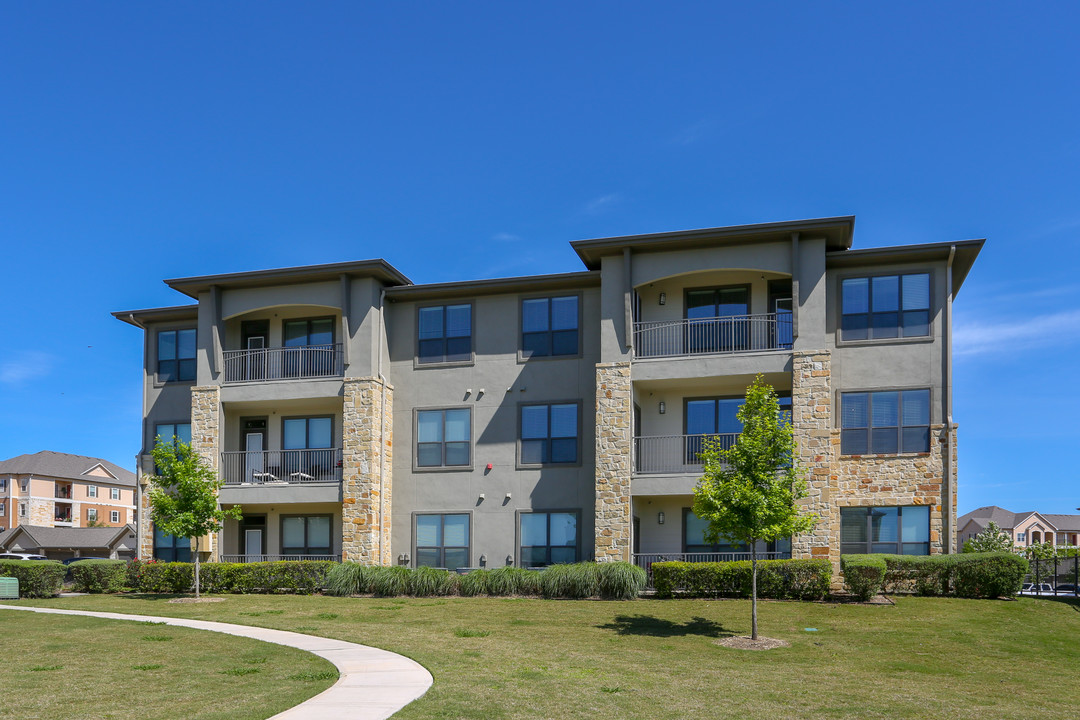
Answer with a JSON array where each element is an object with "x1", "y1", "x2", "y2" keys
[
  {"x1": 658, "y1": 292, "x2": 666, "y2": 306},
  {"x1": 506, "y1": 555, "x2": 514, "y2": 566},
  {"x1": 658, "y1": 511, "x2": 665, "y2": 525},
  {"x1": 659, "y1": 401, "x2": 666, "y2": 414},
  {"x1": 480, "y1": 554, "x2": 487, "y2": 566}
]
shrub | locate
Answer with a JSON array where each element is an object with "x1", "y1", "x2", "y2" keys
[
  {"x1": 126, "y1": 560, "x2": 334, "y2": 595},
  {"x1": 325, "y1": 562, "x2": 375, "y2": 596},
  {"x1": 539, "y1": 563, "x2": 598, "y2": 599},
  {"x1": 652, "y1": 559, "x2": 831, "y2": 600},
  {"x1": 846, "y1": 552, "x2": 1027, "y2": 599},
  {"x1": 840, "y1": 555, "x2": 886, "y2": 601},
  {"x1": 952, "y1": 553, "x2": 1027, "y2": 598},
  {"x1": 69, "y1": 560, "x2": 127, "y2": 593},
  {"x1": 596, "y1": 561, "x2": 647, "y2": 600},
  {"x1": 0, "y1": 560, "x2": 66, "y2": 598},
  {"x1": 458, "y1": 569, "x2": 489, "y2": 596},
  {"x1": 371, "y1": 566, "x2": 411, "y2": 597},
  {"x1": 409, "y1": 566, "x2": 458, "y2": 597}
]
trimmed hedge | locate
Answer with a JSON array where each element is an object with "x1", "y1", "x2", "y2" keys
[
  {"x1": 69, "y1": 559, "x2": 128, "y2": 594},
  {"x1": 652, "y1": 559, "x2": 831, "y2": 600},
  {"x1": 0, "y1": 560, "x2": 66, "y2": 598},
  {"x1": 840, "y1": 555, "x2": 886, "y2": 600},
  {"x1": 844, "y1": 552, "x2": 1028, "y2": 598},
  {"x1": 126, "y1": 560, "x2": 334, "y2": 594}
]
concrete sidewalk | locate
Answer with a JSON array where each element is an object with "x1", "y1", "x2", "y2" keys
[{"x1": 0, "y1": 603, "x2": 433, "y2": 719}]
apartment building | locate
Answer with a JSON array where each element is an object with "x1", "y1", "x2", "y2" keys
[
  {"x1": 113, "y1": 216, "x2": 982, "y2": 576},
  {"x1": 958, "y1": 506, "x2": 1080, "y2": 549},
  {"x1": 0, "y1": 451, "x2": 137, "y2": 532}
]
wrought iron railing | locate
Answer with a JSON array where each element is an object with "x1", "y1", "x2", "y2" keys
[
  {"x1": 1024, "y1": 555, "x2": 1080, "y2": 597},
  {"x1": 633, "y1": 433, "x2": 738, "y2": 474},
  {"x1": 220, "y1": 448, "x2": 342, "y2": 485},
  {"x1": 633, "y1": 313, "x2": 792, "y2": 359},
  {"x1": 222, "y1": 344, "x2": 344, "y2": 383},
  {"x1": 218, "y1": 554, "x2": 339, "y2": 563},
  {"x1": 633, "y1": 551, "x2": 791, "y2": 586}
]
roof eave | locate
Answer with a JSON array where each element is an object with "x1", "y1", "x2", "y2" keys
[{"x1": 164, "y1": 259, "x2": 413, "y2": 299}]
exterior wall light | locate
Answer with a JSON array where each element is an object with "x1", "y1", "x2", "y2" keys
[
  {"x1": 658, "y1": 511, "x2": 665, "y2": 525},
  {"x1": 659, "y1": 292, "x2": 666, "y2": 305},
  {"x1": 658, "y1": 401, "x2": 666, "y2": 414}
]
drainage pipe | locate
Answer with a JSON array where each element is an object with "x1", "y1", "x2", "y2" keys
[{"x1": 943, "y1": 245, "x2": 956, "y2": 553}]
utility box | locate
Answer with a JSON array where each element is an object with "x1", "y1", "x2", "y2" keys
[{"x1": 0, "y1": 577, "x2": 18, "y2": 600}]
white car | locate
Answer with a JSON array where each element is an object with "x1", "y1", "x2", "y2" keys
[
  {"x1": 0, "y1": 552, "x2": 51, "y2": 561},
  {"x1": 1020, "y1": 582, "x2": 1055, "y2": 594}
]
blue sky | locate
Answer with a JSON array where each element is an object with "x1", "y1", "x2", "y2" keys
[{"x1": 1, "y1": 3, "x2": 1077, "y2": 515}]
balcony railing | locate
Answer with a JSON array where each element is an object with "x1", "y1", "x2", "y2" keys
[
  {"x1": 222, "y1": 344, "x2": 344, "y2": 383},
  {"x1": 633, "y1": 433, "x2": 738, "y2": 474},
  {"x1": 633, "y1": 551, "x2": 791, "y2": 586},
  {"x1": 220, "y1": 448, "x2": 342, "y2": 485},
  {"x1": 633, "y1": 313, "x2": 792, "y2": 359},
  {"x1": 219, "y1": 554, "x2": 339, "y2": 563},
  {"x1": 55, "y1": 487, "x2": 72, "y2": 499}
]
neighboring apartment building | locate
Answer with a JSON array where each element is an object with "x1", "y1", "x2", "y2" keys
[
  {"x1": 0, "y1": 451, "x2": 137, "y2": 532},
  {"x1": 113, "y1": 216, "x2": 981, "y2": 577},
  {"x1": 958, "y1": 506, "x2": 1080, "y2": 549}
]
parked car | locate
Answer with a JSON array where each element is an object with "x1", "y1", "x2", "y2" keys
[
  {"x1": 0, "y1": 553, "x2": 51, "y2": 561},
  {"x1": 61, "y1": 557, "x2": 110, "y2": 565},
  {"x1": 1054, "y1": 583, "x2": 1078, "y2": 595},
  {"x1": 1020, "y1": 582, "x2": 1055, "y2": 594}
]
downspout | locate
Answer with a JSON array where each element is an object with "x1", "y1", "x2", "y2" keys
[
  {"x1": 377, "y1": 288, "x2": 388, "y2": 566},
  {"x1": 127, "y1": 313, "x2": 149, "y2": 559},
  {"x1": 944, "y1": 246, "x2": 956, "y2": 553}
]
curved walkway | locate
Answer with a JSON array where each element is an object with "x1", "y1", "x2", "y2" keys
[{"x1": 0, "y1": 604, "x2": 433, "y2": 719}]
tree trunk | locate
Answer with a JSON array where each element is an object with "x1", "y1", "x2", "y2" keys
[
  {"x1": 194, "y1": 536, "x2": 201, "y2": 599},
  {"x1": 751, "y1": 541, "x2": 758, "y2": 641}
]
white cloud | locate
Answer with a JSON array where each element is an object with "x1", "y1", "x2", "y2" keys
[
  {"x1": 954, "y1": 309, "x2": 1080, "y2": 356},
  {"x1": 0, "y1": 351, "x2": 54, "y2": 384},
  {"x1": 582, "y1": 193, "x2": 621, "y2": 215}
]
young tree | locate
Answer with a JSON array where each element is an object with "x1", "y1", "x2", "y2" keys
[
  {"x1": 149, "y1": 437, "x2": 242, "y2": 598},
  {"x1": 961, "y1": 521, "x2": 1014, "y2": 553},
  {"x1": 692, "y1": 376, "x2": 815, "y2": 640}
]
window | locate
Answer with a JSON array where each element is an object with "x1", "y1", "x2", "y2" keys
[
  {"x1": 1017, "y1": 532, "x2": 1026, "y2": 543},
  {"x1": 283, "y1": 417, "x2": 333, "y2": 450},
  {"x1": 840, "y1": 506, "x2": 930, "y2": 555},
  {"x1": 87, "y1": 508, "x2": 98, "y2": 522},
  {"x1": 158, "y1": 328, "x2": 197, "y2": 381},
  {"x1": 19, "y1": 478, "x2": 28, "y2": 493},
  {"x1": 685, "y1": 396, "x2": 792, "y2": 461},
  {"x1": 110, "y1": 487, "x2": 120, "y2": 500},
  {"x1": 88, "y1": 485, "x2": 98, "y2": 498},
  {"x1": 519, "y1": 512, "x2": 578, "y2": 566},
  {"x1": 283, "y1": 317, "x2": 335, "y2": 376},
  {"x1": 520, "y1": 403, "x2": 579, "y2": 464},
  {"x1": 522, "y1": 296, "x2": 579, "y2": 357},
  {"x1": 415, "y1": 514, "x2": 470, "y2": 571},
  {"x1": 418, "y1": 304, "x2": 471, "y2": 364},
  {"x1": 282, "y1": 417, "x2": 335, "y2": 480},
  {"x1": 842, "y1": 273, "x2": 930, "y2": 341},
  {"x1": 155, "y1": 423, "x2": 192, "y2": 449},
  {"x1": 841, "y1": 389, "x2": 930, "y2": 455},
  {"x1": 0, "y1": 479, "x2": 5, "y2": 491},
  {"x1": 686, "y1": 286, "x2": 751, "y2": 352},
  {"x1": 683, "y1": 508, "x2": 748, "y2": 553},
  {"x1": 0, "y1": 502, "x2": 5, "y2": 516},
  {"x1": 154, "y1": 527, "x2": 191, "y2": 562},
  {"x1": 19, "y1": 502, "x2": 27, "y2": 517},
  {"x1": 416, "y1": 409, "x2": 471, "y2": 468},
  {"x1": 110, "y1": 510, "x2": 121, "y2": 523},
  {"x1": 281, "y1": 515, "x2": 332, "y2": 556}
]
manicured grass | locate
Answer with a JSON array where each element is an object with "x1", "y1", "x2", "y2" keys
[
  {"x1": 0, "y1": 609, "x2": 336, "y2": 720},
  {"x1": 14, "y1": 593, "x2": 1080, "y2": 719}
]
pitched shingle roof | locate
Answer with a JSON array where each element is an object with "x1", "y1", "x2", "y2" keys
[
  {"x1": 0, "y1": 451, "x2": 136, "y2": 487},
  {"x1": 1041, "y1": 514, "x2": 1080, "y2": 532},
  {"x1": 958, "y1": 506, "x2": 1080, "y2": 533},
  {"x1": 0, "y1": 525, "x2": 135, "y2": 551}
]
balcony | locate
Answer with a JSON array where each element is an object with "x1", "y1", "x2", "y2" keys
[
  {"x1": 222, "y1": 344, "x2": 344, "y2": 384},
  {"x1": 55, "y1": 485, "x2": 72, "y2": 499},
  {"x1": 633, "y1": 433, "x2": 737, "y2": 475},
  {"x1": 633, "y1": 313, "x2": 792, "y2": 359},
  {"x1": 220, "y1": 448, "x2": 343, "y2": 486}
]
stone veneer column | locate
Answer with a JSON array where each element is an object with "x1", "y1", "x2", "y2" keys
[
  {"x1": 137, "y1": 478, "x2": 154, "y2": 559},
  {"x1": 190, "y1": 386, "x2": 222, "y2": 561},
  {"x1": 594, "y1": 362, "x2": 632, "y2": 562},
  {"x1": 341, "y1": 377, "x2": 393, "y2": 565},
  {"x1": 791, "y1": 351, "x2": 836, "y2": 570}
]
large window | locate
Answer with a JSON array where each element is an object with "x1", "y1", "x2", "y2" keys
[
  {"x1": 416, "y1": 409, "x2": 471, "y2": 468},
  {"x1": 281, "y1": 515, "x2": 332, "y2": 556},
  {"x1": 283, "y1": 417, "x2": 333, "y2": 450},
  {"x1": 282, "y1": 417, "x2": 334, "y2": 480},
  {"x1": 841, "y1": 273, "x2": 930, "y2": 341},
  {"x1": 841, "y1": 389, "x2": 930, "y2": 455},
  {"x1": 519, "y1": 512, "x2": 578, "y2": 566},
  {"x1": 683, "y1": 508, "x2": 748, "y2": 553},
  {"x1": 155, "y1": 423, "x2": 192, "y2": 448},
  {"x1": 685, "y1": 396, "x2": 792, "y2": 461},
  {"x1": 158, "y1": 328, "x2": 197, "y2": 382},
  {"x1": 154, "y1": 527, "x2": 191, "y2": 562},
  {"x1": 520, "y1": 403, "x2": 579, "y2": 465},
  {"x1": 840, "y1": 506, "x2": 930, "y2": 555},
  {"x1": 415, "y1": 514, "x2": 470, "y2": 571},
  {"x1": 686, "y1": 286, "x2": 750, "y2": 352},
  {"x1": 418, "y1": 304, "x2": 472, "y2": 364},
  {"x1": 522, "y1": 296, "x2": 579, "y2": 357}
]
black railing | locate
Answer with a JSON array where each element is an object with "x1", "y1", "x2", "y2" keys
[
  {"x1": 1024, "y1": 555, "x2": 1080, "y2": 597},
  {"x1": 632, "y1": 551, "x2": 790, "y2": 587},
  {"x1": 220, "y1": 448, "x2": 343, "y2": 485}
]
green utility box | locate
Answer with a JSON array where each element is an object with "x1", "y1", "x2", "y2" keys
[{"x1": 0, "y1": 577, "x2": 18, "y2": 599}]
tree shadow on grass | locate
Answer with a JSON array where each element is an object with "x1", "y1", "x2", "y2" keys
[{"x1": 597, "y1": 615, "x2": 732, "y2": 638}]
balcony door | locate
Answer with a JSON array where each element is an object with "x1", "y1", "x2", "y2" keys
[
  {"x1": 241, "y1": 320, "x2": 269, "y2": 380},
  {"x1": 685, "y1": 286, "x2": 750, "y2": 353},
  {"x1": 242, "y1": 417, "x2": 267, "y2": 483}
]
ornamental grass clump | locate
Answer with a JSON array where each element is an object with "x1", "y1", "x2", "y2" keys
[
  {"x1": 409, "y1": 566, "x2": 458, "y2": 597},
  {"x1": 458, "y1": 569, "x2": 490, "y2": 596},
  {"x1": 487, "y1": 566, "x2": 540, "y2": 596},
  {"x1": 371, "y1": 566, "x2": 411, "y2": 597},
  {"x1": 541, "y1": 563, "x2": 599, "y2": 599},
  {"x1": 324, "y1": 562, "x2": 375, "y2": 597},
  {"x1": 596, "y1": 561, "x2": 647, "y2": 600}
]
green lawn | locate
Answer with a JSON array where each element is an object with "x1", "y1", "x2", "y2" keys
[
  {"x1": 0, "y1": 608, "x2": 336, "y2": 720},
  {"x1": 12, "y1": 593, "x2": 1080, "y2": 719}
]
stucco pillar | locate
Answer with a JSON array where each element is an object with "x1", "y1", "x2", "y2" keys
[
  {"x1": 341, "y1": 377, "x2": 393, "y2": 565},
  {"x1": 190, "y1": 385, "x2": 221, "y2": 562},
  {"x1": 594, "y1": 362, "x2": 632, "y2": 562}
]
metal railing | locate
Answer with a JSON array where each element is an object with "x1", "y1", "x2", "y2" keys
[
  {"x1": 633, "y1": 313, "x2": 792, "y2": 359},
  {"x1": 55, "y1": 486, "x2": 72, "y2": 499},
  {"x1": 219, "y1": 554, "x2": 339, "y2": 563},
  {"x1": 633, "y1": 433, "x2": 738, "y2": 474},
  {"x1": 222, "y1": 344, "x2": 344, "y2": 383},
  {"x1": 1024, "y1": 555, "x2": 1080, "y2": 597},
  {"x1": 633, "y1": 551, "x2": 791, "y2": 586},
  {"x1": 220, "y1": 448, "x2": 342, "y2": 485}
]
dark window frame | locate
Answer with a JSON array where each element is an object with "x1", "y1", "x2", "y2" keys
[
  {"x1": 516, "y1": 509, "x2": 581, "y2": 567},
  {"x1": 519, "y1": 293, "x2": 583, "y2": 360},
  {"x1": 281, "y1": 316, "x2": 336, "y2": 346},
  {"x1": 517, "y1": 401, "x2": 582, "y2": 468},
  {"x1": 413, "y1": 407, "x2": 473, "y2": 471},
  {"x1": 838, "y1": 271, "x2": 933, "y2": 343},
  {"x1": 153, "y1": 528, "x2": 191, "y2": 562},
  {"x1": 683, "y1": 283, "x2": 754, "y2": 353},
  {"x1": 413, "y1": 512, "x2": 472, "y2": 571},
  {"x1": 415, "y1": 302, "x2": 475, "y2": 366},
  {"x1": 682, "y1": 507, "x2": 749, "y2": 553},
  {"x1": 279, "y1": 514, "x2": 334, "y2": 556},
  {"x1": 840, "y1": 505, "x2": 931, "y2": 555},
  {"x1": 156, "y1": 328, "x2": 197, "y2": 383},
  {"x1": 839, "y1": 388, "x2": 931, "y2": 456}
]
